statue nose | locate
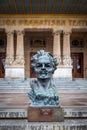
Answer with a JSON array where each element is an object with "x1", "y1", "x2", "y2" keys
[{"x1": 41, "y1": 64, "x2": 45, "y2": 69}]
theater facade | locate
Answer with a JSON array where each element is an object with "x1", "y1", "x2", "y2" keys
[{"x1": 0, "y1": 15, "x2": 87, "y2": 79}]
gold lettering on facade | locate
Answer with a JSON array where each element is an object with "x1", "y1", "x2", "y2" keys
[
  {"x1": 28, "y1": 20, "x2": 32, "y2": 25},
  {"x1": 24, "y1": 20, "x2": 29, "y2": 25},
  {"x1": 44, "y1": 20, "x2": 49, "y2": 25},
  {"x1": 0, "y1": 19, "x2": 87, "y2": 27},
  {"x1": 0, "y1": 20, "x2": 5, "y2": 25},
  {"x1": 78, "y1": 20, "x2": 86, "y2": 26},
  {"x1": 19, "y1": 20, "x2": 23, "y2": 25},
  {"x1": 51, "y1": 20, "x2": 55, "y2": 26},
  {"x1": 6, "y1": 20, "x2": 11, "y2": 25},
  {"x1": 39, "y1": 20, "x2": 44, "y2": 25},
  {"x1": 56, "y1": 20, "x2": 65, "y2": 26},
  {"x1": 69, "y1": 20, "x2": 87, "y2": 26},
  {"x1": 0, "y1": 20, "x2": 16, "y2": 26}
]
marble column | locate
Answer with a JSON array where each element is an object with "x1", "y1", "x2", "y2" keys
[
  {"x1": 53, "y1": 31, "x2": 72, "y2": 78},
  {"x1": 5, "y1": 30, "x2": 25, "y2": 78},
  {"x1": 61, "y1": 31, "x2": 72, "y2": 78},
  {"x1": 6, "y1": 31, "x2": 14, "y2": 66},
  {"x1": 15, "y1": 30, "x2": 25, "y2": 66},
  {"x1": 53, "y1": 30, "x2": 62, "y2": 78},
  {"x1": 11, "y1": 30, "x2": 25, "y2": 78},
  {"x1": 63, "y1": 31, "x2": 71, "y2": 66},
  {"x1": 53, "y1": 30, "x2": 61, "y2": 65}
]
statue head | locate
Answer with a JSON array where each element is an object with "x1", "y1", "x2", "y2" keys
[{"x1": 31, "y1": 50, "x2": 58, "y2": 79}]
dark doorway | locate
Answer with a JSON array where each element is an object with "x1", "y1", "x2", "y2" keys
[{"x1": 71, "y1": 53, "x2": 83, "y2": 78}]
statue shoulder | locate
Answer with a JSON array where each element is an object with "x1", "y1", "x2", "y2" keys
[
  {"x1": 51, "y1": 82, "x2": 58, "y2": 95},
  {"x1": 30, "y1": 79, "x2": 38, "y2": 89}
]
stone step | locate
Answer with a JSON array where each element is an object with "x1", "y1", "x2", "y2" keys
[
  {"x1": 0, "y1": 84, "x2": 87, "y2": 89},
  {"x1": 0, "y1": 119, "x2": 87, "y2": 130},
  {"x1": 0, "y1": 87, "x2": 87, "y2": 94},
  {"x1": 0, "y1": 78, "x2": 87, "y2": 85},
  {"x1": 0, "y1": 78, "x2": 87, "y2": 91},
  {"x1": 0, "y1": 89, "x2": 87, "y2": 94},
  {"x1": 0, "y1": 107, "x2": 87, "y2": 119},
  {"x1": 0, "y1": 92, "x2": 87, "y2": 108}
]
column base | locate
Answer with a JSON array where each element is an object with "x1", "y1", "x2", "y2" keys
[
  {"x1": 5, "y1": 66, "x2": 25, "y2": 78},
  {"x1": 53, "y1": 66, "x2": 72, "y2": 78}
]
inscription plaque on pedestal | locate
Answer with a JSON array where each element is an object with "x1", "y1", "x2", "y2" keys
[{"x1": 28, "y1": 106, "x2": 64, "y2": 122}]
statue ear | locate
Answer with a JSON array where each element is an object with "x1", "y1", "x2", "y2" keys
[{"x1": 52, "y1": 68, "x2": 55, "y2": 74}]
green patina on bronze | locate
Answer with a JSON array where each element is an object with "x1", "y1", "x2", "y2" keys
[{"x1": 28, "y1": 50, "x2": 59, "y2": 106}]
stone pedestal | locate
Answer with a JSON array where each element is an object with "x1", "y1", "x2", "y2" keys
[
  {"x1": 5, "y1": 66, "x2": 25, "y2": 78},
  {"x1": 28, "y1": 106, "x2": 64, "y2": 122},
  {"x1": 53, "y1": 66, "x2": 72, "y2": 78}
]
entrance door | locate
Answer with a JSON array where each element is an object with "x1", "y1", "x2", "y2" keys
[
  {"x1": 0, "y1": 53, "x2": 6, "y2": 78},
  {"x1": 71, "y1": 53, "x2": 83, "y2": 78}
]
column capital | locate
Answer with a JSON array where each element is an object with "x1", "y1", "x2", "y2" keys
[
  {"x1": 63, "y1": 29, "x2": 72, "y2": 35},
  {"x1": 15, "y1": 30, "x2": 24, "y2": 35},
  {"x1": 6, "y1": 30, "x2": 14, "y2": 35},
  {"x1": 53, "y1": 30, "x2": 62, "y2": 35}
]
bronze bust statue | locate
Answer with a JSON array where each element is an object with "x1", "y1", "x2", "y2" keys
[{"x1": 28, "y1": 50, "x2": 59, "y2": 106}]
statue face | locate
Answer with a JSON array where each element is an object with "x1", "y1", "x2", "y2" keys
[{"x1": 34, "y1": 56, "x2": 54, "y2": 79}]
